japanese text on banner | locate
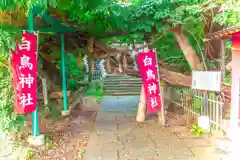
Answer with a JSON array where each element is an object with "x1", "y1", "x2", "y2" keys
[
  {"x1": 11, "y1": 31, "x2": 38, "y2": 114},
  {"x1": 137, "y1": 51, "x2": 162, "y2": 113}
]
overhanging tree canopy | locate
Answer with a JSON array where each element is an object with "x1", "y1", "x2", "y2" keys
[{"x1": 0, "y1": 0, "x2": 239, "y2": 103}]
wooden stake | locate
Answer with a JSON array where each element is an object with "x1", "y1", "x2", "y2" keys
[
  {"x1": 154, "y1": 51, "x2": 166, "y2": 126},
  {"x1": 220, "y1": 40, "x2": 226, "y2": 82},
  {"x1": 42, "y1": 78, "x2": 48, "y2": 106},
  {"x1": 136, "y1": 84, "x2": 147, "y2": 122}
]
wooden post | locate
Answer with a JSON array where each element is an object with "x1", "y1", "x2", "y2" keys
[
  {"x1": 77, "y1": 52, "x2": 82, "y2": 67},
  {"x1": 90, "y1": 59, "x2": 95, "y2": 80},
  {"x1": 155, "y1": 54, "x2": 165, "y2": 126},
  {"x1": 118, "y1": 53, "x2": 123, "y2": 73},
  {"x1": 122, "y1": 53, "x2": 127, "y2": 73},
  {"x1": 106, "y1": 52, "x2": 111, "y2": 73},
  {"x1": 220, "y1": 40, "x2": 225, "y2": 82},
  {"x1": 136, "y1": 43, "x2": 148, "y2": 122},
  {"x1": 42, "y1": 78, "x2": 48, "y2": 106},
  {"x1": 136, "y1": 84, "x2": 147, "y2": 122}
]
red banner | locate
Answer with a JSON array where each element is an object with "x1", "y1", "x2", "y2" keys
[
  {"x1": 11, "y1": 31, "x2": 38, "y2": 114},
  {"x1": 137, "y1": 51, "x2": 162, "y2": 113},
  {"x1": 232, "y1": 32, "x2": 240, "y2": 51}
]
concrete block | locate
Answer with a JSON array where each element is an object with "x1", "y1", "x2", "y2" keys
[{"x1": 27, "y1": 134, "x2": 45, "y2": 146}]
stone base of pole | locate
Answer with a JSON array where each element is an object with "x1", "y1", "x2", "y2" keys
[
  {"x1": 61, "y1": 110, "x2": 71, "y2": 116},
  {"x1": 27, "y1": 134, "x2": 45, "y2": 146}
]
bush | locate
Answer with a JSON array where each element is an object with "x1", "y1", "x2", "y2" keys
[{"x1": 0, "y1": 29, "x2": 26, "y2": 132}]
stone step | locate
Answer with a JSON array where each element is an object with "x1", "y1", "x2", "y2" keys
[
  {"x1": 104, "y1": 91, "x2": 140, "y2": 96},
  {"x1": 103, "y1": 75, "x2": 141, "y2": 96},
  {"x1": 104, "y1": 78, "x2": 142, "y2": 81},
  {"x1": 104, "y1": 84, "x2": 141, "y2": 88},
  {"x1": 103, "y1": 78, "x2": 142, "y2": 82},
  {"x1": 104, "y1": 76, "x2": 141, "y2": 80},
  {"x1": 104, "y1": 88, "x2": 141, "y2": 92},
  {"x1": 106, "y1": 74, "x2": 134, "y2": 77},
  {"x1": 104, "y1": 80, "x2": 142, "y2": 85}
]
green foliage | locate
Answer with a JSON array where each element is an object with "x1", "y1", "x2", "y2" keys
[
  {"x1": 191, "y1": 124, "x2": 207, "y2": 136},
  {"x1": 0, "y1": 29, "x2": 27, "y2": 132},
  {"x1": 226, "y1": 40, "x2": 232, "y2": 49},
  {"x1": 204, "y1": 59, "x2": 218, "y2": 69},
  {"x1": 0, "y1": 29, "x2": 15, "y2": 55},
  {"x1": 0, "y1": 0, "x2": 210, "y2": 37},
  {"x1": 56, "y1": 53, "x2": 86, "y2": 91},
  {"x1": 0, "y1": 0, "x2": 238, "y2": 133},
  {"x1": 0, "y1": 0, "x2": 236, "y2": 35},
  {"x1": 224, "y1": 114, "x2": 230, "y2": 120},
  {"x1": 25, "y1": 150, "x2": 34, "y2": 160},
  {"x1": 213, "y1": 0, "x2": 240, "y2": 26},
  {"x1": 78, "y1": 151, "x2": 85, "y2": 159},
  {"x1": 39, "y1": 102, "x2": 61, "y2": 121},
  {"x1": 85, "y1": 81, "x2": 103, "y2": 102},
  {"x1": 65, "y1": 54, "x2": 86, "y2": 91},
  {"x1": 44, "y1": 134, "x2": 56, "y2": 150},
  {"x1": 224, "y1": 71, "x2": 231, "y2": 85}
]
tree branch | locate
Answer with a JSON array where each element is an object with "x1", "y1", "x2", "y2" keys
[{"x1": 125, "y1": 63, "x2": 231, "y2": 104}]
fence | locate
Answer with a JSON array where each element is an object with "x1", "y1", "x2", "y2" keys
[
  {"x1": 90, "y1": 59, "x2": 107, "y2": 81},
  {"x1": 92, "y1": 69, "x2": 103, "y2": 81},
  {"x1": 164, "y1": 85, "x2": 225, "y2": 131}
]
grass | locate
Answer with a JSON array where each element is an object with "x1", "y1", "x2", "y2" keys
[
  {"x1": 191, "y1": 124, "x2": 208, "y2": 136},
  {"x1": 78, "y1": 151, "x2": 85, "y2": 159},
  {"x1": 44, "y1": 134, "x2": 57, "y2": 150}
]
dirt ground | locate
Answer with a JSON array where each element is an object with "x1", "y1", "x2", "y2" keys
[{"x1": 31, "y1": 97, "x2": 99, "y2": 160}]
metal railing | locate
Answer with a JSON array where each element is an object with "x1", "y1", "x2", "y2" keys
[
  {"x1": 92, "y1": 69, "x2": 103, "y2": 81},
  {"x1": 164, "y1": 85, "x2": 225, "y2": 131}
]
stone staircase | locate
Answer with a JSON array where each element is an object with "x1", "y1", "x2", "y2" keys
[{"x1": 103, "y1": 75, "x2": 142, "y2": 96}]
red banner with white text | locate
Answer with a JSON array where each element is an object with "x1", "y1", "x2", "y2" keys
[
  {"x1": 137, "y1": 51, "x2": 162, "y2": 113},
  {"x1": 11, "y1": 31, "x2": 38, "y2": 114}
]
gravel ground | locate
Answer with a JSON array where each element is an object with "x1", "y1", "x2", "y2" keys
[
  {"x1": 32, "y1": 96, "x2": 99, "y2": 160},
  {"x1": 32, "y1": 108, "x2": 97, "y2": 160}
]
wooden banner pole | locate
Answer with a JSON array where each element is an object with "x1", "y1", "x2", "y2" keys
[
  {"x1": 154, "y1": 50, "x2": 165, "y2": 125},
  {"x1": 136, "y1": 84, "x2": 147, "y2": 122}
]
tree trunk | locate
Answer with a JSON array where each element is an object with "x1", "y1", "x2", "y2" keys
[
  {"x1": 87, "y1": 37, "x2": 94, "y2": 81},
  {"x1": 136, "y1": 84, "x2": 147, "y2": 122},
  {"x1": 204, "y1": 22, "x2": 223, "y2": 60},
  {"x1": 172, "y1": 27, "x2": 202, "y2": 70},
  {"x1": 90, "y1": 60, "x2": 95, "y2": 76},
  {"x1": 106, "y1": 52, "x2": 112, "y2": 73},
  {"x1": 87, "y1": 37, "x2": 94, "y2": 56}
]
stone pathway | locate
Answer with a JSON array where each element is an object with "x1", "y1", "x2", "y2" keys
[{"x1": 84, "y1": 96, "x2": 238, "y2": 160}]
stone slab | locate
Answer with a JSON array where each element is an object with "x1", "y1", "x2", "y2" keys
[{"x1": 84, "y1": 96, "x2": 228, "y2": 160}]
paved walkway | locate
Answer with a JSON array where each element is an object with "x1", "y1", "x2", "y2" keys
[{"x1": 84, "y1": 96, "x2": 237, "y2": 160}]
